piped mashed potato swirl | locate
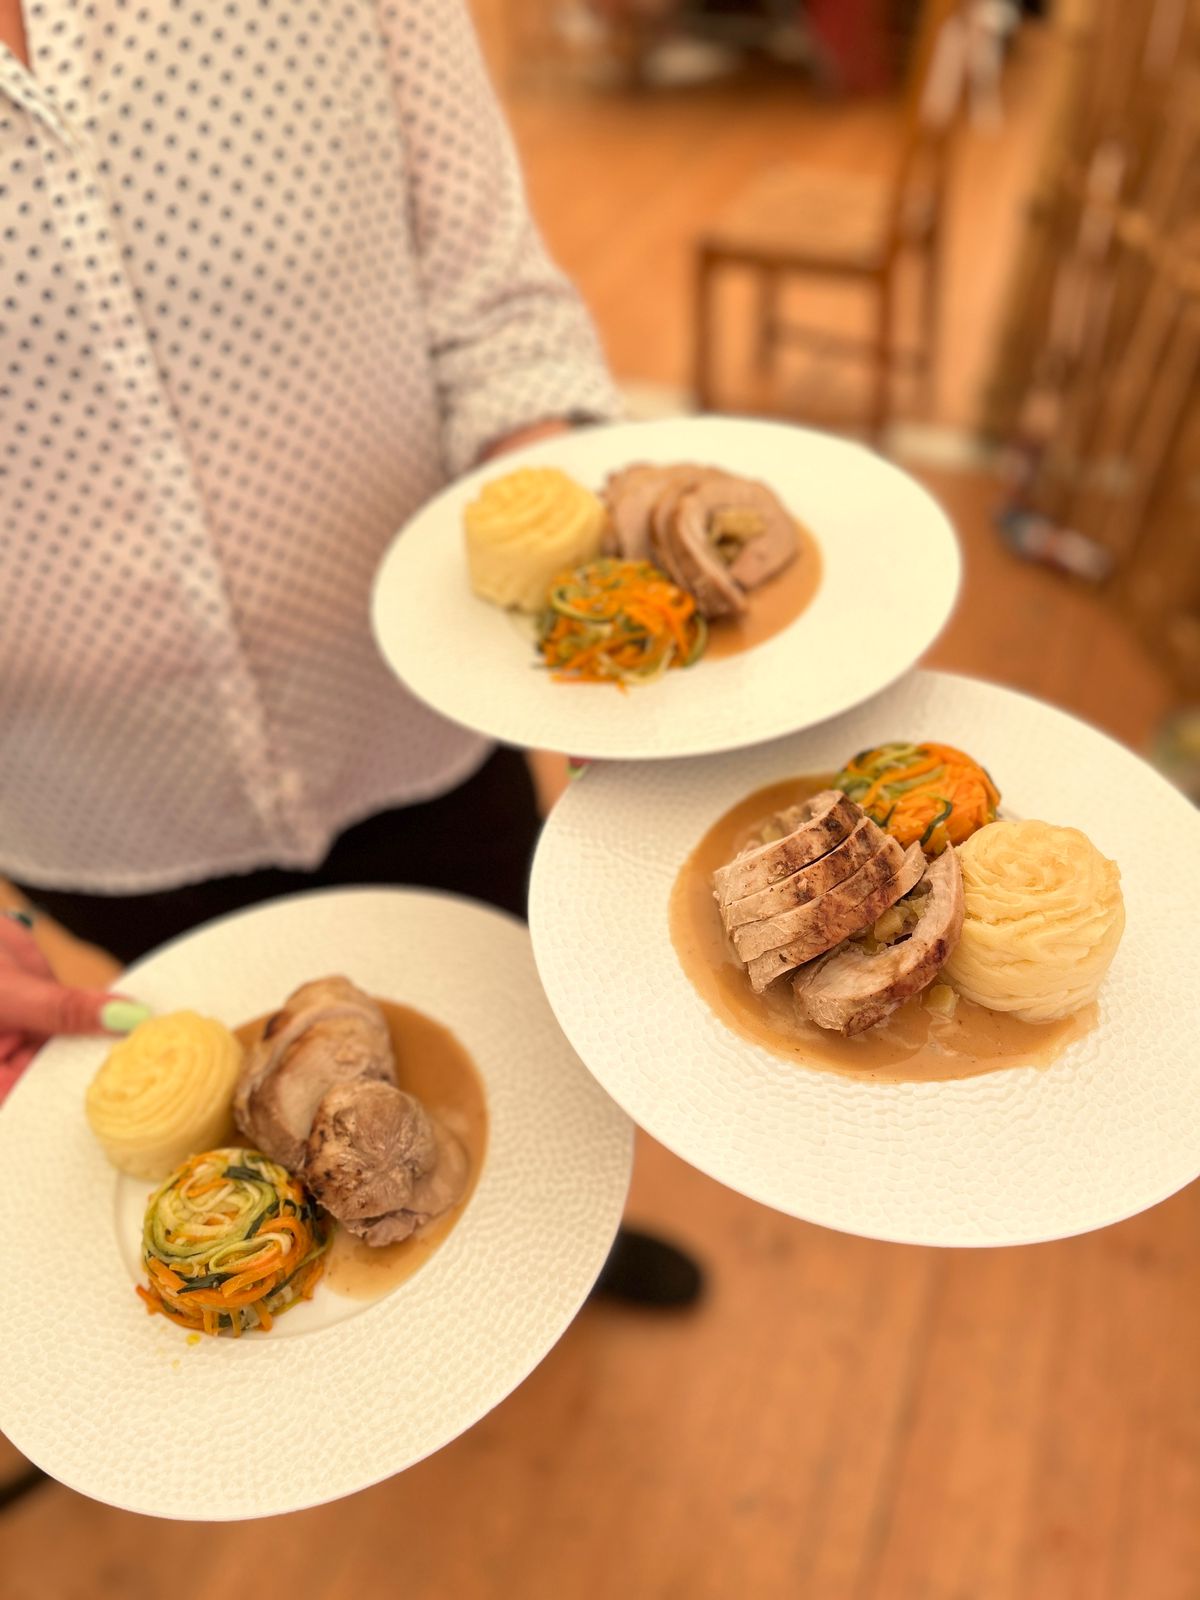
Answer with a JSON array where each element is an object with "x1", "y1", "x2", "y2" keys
[
  {"x1": 944, "y1": 820, "x2": 1124, "y2": 1022},
  {"x1": 85, "y1": 1011, "x2": 242, "y2": 1180},
  {"x1": 465, "y1": 467, "x2": 607, "y2": 612}
]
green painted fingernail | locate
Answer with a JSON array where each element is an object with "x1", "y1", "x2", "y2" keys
[{"x1": 101, "y1": 1000, "x2": 153, "y2": 1034}]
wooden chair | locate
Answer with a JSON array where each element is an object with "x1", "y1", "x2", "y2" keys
[{"x1": 693, "y1": 0, "x2": 968, "y2": 440}]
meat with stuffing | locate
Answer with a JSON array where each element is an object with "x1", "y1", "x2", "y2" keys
[
  {"x1": 745, "y1": 843, "x2": 927, "y2": 993},
  {"x1": 604, "y1": 464, "x2": 798, "y2": 620},
  {"x1": 234, "y1": 976, "x2": 396, "y2": 1172},
  {"x1": 677, "y1": 473, "x2": 797, "y2": 592},
  {"x1": 792, "y1": 846, "x2": 965, "y2": 1035},
  {"x1": 656, "y1": 485, "x2": 746, "y2": 618},
  {"x1": 304, "y1": 1081, "x2": 470, "y2": 1246}
]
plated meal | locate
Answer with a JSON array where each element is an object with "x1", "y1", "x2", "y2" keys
[
  {"x1": 674, "y1": 740, "x2": 1124, "y2": 1084},
  {"x1": 85, "y1": 976, "x2": 485, "y2": 1336},
  {"x1": 0, "y1": 891, "x2": 633, "y2": 1517},
  {"x1": 528, "y1": 670, "x2": 1200, "y2": 1247},
  {"x1": 463, "y1": 461, "x2": 820, "y2": 686},
  {"x1": 370, "y1": 416, "x2": 962, "y2": 759}
]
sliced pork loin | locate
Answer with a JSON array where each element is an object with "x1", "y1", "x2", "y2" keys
[
  {"x1": 745, "y1": 843, "x2": 926, "y2": 994},
  {"x1": 733, "y1": 834, "x2": 906, "y2": 963},
  {"x1": 234, "y1": 976, "x2": 396, "y2": 1172},
  {"x1": 713, "y1": 790, "x2": 863, "y2": 906},
  {"x1": 720, "y1": 816, "x2": 887, "y2": 933},
  {"x1": 304, "y1": 1081, "x2": 470, "y2": 1247},
  {"x1": 793, "y1": 847, "x2": 965, "y2": 1035},
  {"x1": 602, "y1": 464, "x2": 705, "y2": 561}
]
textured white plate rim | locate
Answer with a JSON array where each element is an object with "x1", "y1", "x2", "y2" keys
[
  {"x1": 370, "y1": 416, "x2": 962, "y2": 760},
  {"x1": 0, "y1": 888, "x2": 634, "y2": 1520},
  {"x1": 529, "y1": 669, "x2": 1200, "y2": 1248}
]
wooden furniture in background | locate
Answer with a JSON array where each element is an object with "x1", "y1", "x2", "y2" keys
[
  {"x1": 693, "y1": 0, "x2": 966, "y2": 438},
  {"x1": 983, "y1": 0, "x2": 1200, "y2": 697}
]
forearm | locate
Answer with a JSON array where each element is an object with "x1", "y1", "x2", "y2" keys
[{"x1": 379, "y1": 0, "x2": 621, "y2": 474}]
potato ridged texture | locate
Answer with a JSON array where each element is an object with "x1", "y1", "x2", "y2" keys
[
  {"x1": 85, "y1": 1012, "x2": 243, "y2": 1180},
  {"x1": 944, "y1": 821, "x2": 1124, "y2": 1023},
  {"x1": 464, "y1": 468, "x2": 606, "y2": 612}
]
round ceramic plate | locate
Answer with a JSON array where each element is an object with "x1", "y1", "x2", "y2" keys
[
  {"x1": 0, "y1": 890, "x2": 633, "y2": 1520},
  {"x1": 371, "y1": 417, "x2": 960, "y2": 760},
  {"x1": 529, "y1": 670, "x2": 1200, "y2": 1247}
]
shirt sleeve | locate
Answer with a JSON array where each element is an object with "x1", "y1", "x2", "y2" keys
[{"x1": 379, "y1": 0, "x2": 623, "y2": 475}]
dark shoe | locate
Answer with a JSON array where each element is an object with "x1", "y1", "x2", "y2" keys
[
  {"x1": 592, "y1": 1227, "x2": 705, "y2": 1309},
  {"x1": 0, "y1": 1465, "x2": 47, "y2": 1513}
]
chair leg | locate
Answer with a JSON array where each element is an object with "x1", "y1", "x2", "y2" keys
[
  {"x1": 871, "y1": 267, "x2": 895, "y2": 447},
  {"x1": 921, "y1": 229, "x2": 942, "y2": 415},
  {"x1": 755, "y1": 267, "x2": 783, "y2": 377},
  {"x1": 694, "y1": 248, "x2": 719, "y2": 414}
]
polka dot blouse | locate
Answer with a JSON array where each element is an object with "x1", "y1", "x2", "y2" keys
[{"x1": 0, "y1": 0, "x2": 620, "y2": 892}]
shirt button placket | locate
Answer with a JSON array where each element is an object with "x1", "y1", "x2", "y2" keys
[{"x1": 27, "y1": 92, "x2": 314, "y2": 860}]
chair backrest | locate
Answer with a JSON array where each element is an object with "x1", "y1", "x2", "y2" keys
[{"x1": 887, "y1": 0, "x2": 971, "y2": 245}]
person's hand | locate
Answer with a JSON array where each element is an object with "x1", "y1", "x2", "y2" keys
[{"x1": 0, "y1": 913, "x2": 150, "y2": 1104}]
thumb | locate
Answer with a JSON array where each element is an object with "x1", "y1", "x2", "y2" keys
[{"x1": 1, "y1": 971, "x2": 148, "y2": 1038}]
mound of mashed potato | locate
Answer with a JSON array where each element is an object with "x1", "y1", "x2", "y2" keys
[
  {"x1": 944, "y1": 820, "x2": 1124, "y2": 1023},
  {"x1": 85, "y1": 1012, "x2": 243, "y2": 1180},
  {"x1": 464, "y1": 467, "x2": 607, "y2": 613}
]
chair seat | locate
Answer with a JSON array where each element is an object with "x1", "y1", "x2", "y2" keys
[{"x1": 702, "y1": 166, "x2": 932, "y2": 271}]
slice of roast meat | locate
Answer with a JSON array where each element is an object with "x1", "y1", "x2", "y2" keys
[
  {"x1": 304, "y1": 1080, "x2": 470, "y2": 1246},
  {"x1": 733, "y1": 834, "x2": 906, "y2": 963},
  {"x1": 793, "y1": 847, "x2": 965, "y2": 1035},
  {"x1": 745, "y1": 843, "x2": 926, "y2": 993},
  {"x1": 682, "y1": 473, "x2": 798, "y2": 591},
  {"x1": 720, "y1": 816, "x2": 885, "y2": 933},
  {"x1": 603, "y1": 464, "x2": 798, "y2": 617},
  {"x1": 602, "y1": 464, "x2": 704, "y2": 562},
  {"x1": 663, "y1": 485, "x2": 746, "y2": 618},
  {"x1": 234, "y1": 976, "x2": 396, "y2": 1172},
  {"x1": 646, "y1": 471, "x2": 707, "y2": 591},
  {"x1": 713, "y1": 790, "x2": 863, "y2": 906}
]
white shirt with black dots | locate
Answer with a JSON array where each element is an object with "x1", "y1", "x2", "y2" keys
[{"x1": 0, "y1": 0, "x2": 619, "y2": 892}]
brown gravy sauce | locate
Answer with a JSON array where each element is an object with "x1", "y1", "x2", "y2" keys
[
  {"x1": 670, "y1": 775, "x2": 1095, "y2": 1084},
  {"x1": 235, "y1": 1000, "x2": 487, "y2": 1301},
  {"x1": 704, "y1": 520, "x2": 823, "y2": 661}
]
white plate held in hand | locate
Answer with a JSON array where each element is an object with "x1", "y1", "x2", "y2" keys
[
  {"x1": 371, "y1": 417, "x2": 961, "y2": 760},
  {"x1": 529, "y1": 671, "x2": 1200, "y2": 1247},
  {"x1": 0, "y1": 890, "x2": 633, "y2": 1520}
]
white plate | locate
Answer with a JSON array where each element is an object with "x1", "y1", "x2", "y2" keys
[
  {"x1": 529, "y1": 670, "x2": 1200, "y2": 1247},
  {"x1": 371, "y1": 417, "x2": 961, "y2": 760},
  {"x1": 0, "y1": 890, "x2": 633, "y2": 1520}
]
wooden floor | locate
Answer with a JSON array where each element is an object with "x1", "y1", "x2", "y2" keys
[{"x1": 2, "y1": 18, "x2": 1193, "y2": 1600}]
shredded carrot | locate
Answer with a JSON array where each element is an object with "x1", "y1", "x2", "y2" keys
[
  {"x1": 137, "y1": 1148, "x2": 330, "y2": 1338},
  {"x1": 536, "y1": 558, "x2": 707, "y2": 688},
  {"x1": 835, "y1": 741, "x2": 1000, "y2": 856}
]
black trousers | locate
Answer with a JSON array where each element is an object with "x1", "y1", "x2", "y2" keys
[{"x1": 17, "y1": 748, "x2": 541, "y2": 966}]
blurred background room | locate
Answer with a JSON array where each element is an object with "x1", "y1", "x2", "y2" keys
[{"x1": 3, "y1": 0, "x2": 1199, "y2": 1594}]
